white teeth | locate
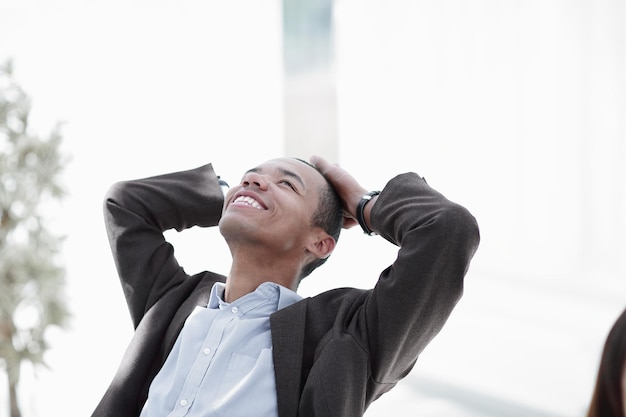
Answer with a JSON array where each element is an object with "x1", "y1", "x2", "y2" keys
[{"x1": 233, "y1": 195, "x2": 263, "y2": 210}]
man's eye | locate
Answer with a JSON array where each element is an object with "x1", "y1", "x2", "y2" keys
[{"x1": 279, "y1": 179, "x2": 296, "y2": 190}]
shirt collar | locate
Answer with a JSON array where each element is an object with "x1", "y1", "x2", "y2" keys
[
  {"x1": 275, "y1": 283, "x2": 302, "y2": 311},
  {"x1": 208, "y1": 282, "x2": 302, "y2": 312}
]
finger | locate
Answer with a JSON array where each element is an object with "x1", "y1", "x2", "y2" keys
[
  {"x1": 311, "y1": 157, "x2": 348, "y2": 186},
  {"x1": 310, "y1": 155, "x2": 329, "y2": 173},
  {"x1": 343, "y1": 217, "x2": 358, "y2": 229},
  {"x1": 310, "y1": 156, "x2": 347, "y2": 188}
]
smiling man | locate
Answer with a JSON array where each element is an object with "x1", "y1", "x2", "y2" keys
[
  {"x1": 218, "y1": 159, "x2": 340, "y2": 300},
  {"x1": 92, "y1": 156, "x2": 480, "y2": 417}
]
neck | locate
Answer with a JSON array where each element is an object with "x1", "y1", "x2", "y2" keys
[{"x1": 224, "y1": 255, "x2": 300, "y2": 303}]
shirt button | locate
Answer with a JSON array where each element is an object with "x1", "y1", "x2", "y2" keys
[
  {"x1": 231, "y1": 306, "x2": 239, "y2": 314},
  {"x1": 203, "y1": 348, "x2": 211, "y2": 355},
  {"x1": 180, "y1": 399, "x2": 188, "y2": 407}
]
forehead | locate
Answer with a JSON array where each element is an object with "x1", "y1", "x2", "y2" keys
[{"x1": 247, "y1": 158, "x2": 325, "y2": 188}]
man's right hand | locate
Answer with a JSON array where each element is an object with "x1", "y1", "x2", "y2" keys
[{"x1": 310, "y1": 155, "x2": 377, "y2": 232}]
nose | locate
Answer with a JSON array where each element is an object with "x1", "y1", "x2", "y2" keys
[{"x1": 241, "y1": 171, "x2": 269, "y2": 190}]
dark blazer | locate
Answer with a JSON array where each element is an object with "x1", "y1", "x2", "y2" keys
[{"x1": 92, "y1": 163, "x2": 479, "y2": 417}]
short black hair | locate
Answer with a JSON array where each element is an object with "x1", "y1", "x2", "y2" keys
[{"x1": 294, "y1": 158, "x2": 343, "y2": 280}]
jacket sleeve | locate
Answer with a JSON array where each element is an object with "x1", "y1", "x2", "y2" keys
[
  {"x1": 102, "y1": 163, "x2": 224, "y2": 328},
  {"x1": 363, "y1": 172, "x2": 480, "y2": 384}
]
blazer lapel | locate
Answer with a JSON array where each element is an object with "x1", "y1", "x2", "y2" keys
[{"x1": 271, "y1": 298, "x2": 308, "y2": 417}]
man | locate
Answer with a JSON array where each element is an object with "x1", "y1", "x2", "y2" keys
[{"x1": 92, "y1": 156, "x2": 480, "y2": 417}]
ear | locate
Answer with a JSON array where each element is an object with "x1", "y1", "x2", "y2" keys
[{"x1": 305, "y1": 229, "x2": 336, "y2": 260}]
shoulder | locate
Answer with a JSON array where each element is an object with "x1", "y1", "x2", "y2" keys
[{"x1": 302, "y1": 287, "x2": 372, "y2": 330}]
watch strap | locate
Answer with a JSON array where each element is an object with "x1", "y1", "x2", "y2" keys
[{"x1": 356, "y1": 191, "x2": 381, "y2": 235}]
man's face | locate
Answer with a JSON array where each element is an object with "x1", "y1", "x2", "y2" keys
[{"x1": 219, "y1": 158, "x2": 326, "y2": 254}]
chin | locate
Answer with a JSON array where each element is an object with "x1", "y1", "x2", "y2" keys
[{"x1": 218, "y1": 215, "x2": 260, "y2": 243}]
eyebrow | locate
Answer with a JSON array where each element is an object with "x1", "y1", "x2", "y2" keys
[{"x1": 246, "y1": 167, "x2": 305, "y2": 189}]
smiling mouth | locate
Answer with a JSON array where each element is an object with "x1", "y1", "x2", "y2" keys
[{"x1": 231, "y1": 195, "x2": 265, "y2": 210}]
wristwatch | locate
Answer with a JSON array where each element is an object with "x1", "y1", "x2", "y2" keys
[{"x1": 356, "y1": 191, "x2": 381, "y2": 235}]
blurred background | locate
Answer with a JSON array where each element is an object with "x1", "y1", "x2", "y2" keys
[{"x1": 0, "y1": 0, "x2": 625, "y2": 416}]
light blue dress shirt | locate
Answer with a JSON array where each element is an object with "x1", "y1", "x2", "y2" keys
[{"x1": 139, "y1": 282, "x2": 302, "y2": 417}]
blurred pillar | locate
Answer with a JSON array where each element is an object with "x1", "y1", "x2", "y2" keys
[{"x1": 282, "y1": 0, "x2": 338, "y2": 161}]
